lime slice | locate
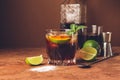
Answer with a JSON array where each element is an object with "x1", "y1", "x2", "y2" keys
[
  {"x1": 83, "y1": 40, "x2": 101, "y2": 54},
  {"x1": 25, "y1": 55, "x2": 43, "y2": 65},
  {"x1": 49, "y1": 35, "x2": 70, "y2": 44},
  {"x1": 78, "y1": 47, "x2": 97, "y2": 61}
]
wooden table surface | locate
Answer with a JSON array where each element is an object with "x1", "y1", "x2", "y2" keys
[{"x1": 0, "y1": 47, "x2": 120, "y2": 80}]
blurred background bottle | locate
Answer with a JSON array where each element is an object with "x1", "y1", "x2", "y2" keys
[{"x1": 60, "y1": 0, "x2": 87, "y2": 29}]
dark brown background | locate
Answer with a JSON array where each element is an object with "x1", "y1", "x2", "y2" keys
[{"x1": 0, "y1": 0, "x2": 120, "y2": 48}]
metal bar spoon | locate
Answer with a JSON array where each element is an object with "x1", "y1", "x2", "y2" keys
[{"x1": 78, "y1": 55, "x2": 114, "y2": 68}]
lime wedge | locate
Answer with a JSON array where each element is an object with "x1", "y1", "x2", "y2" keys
[
  {"x1": 78, "y1": 47, "x2": 97, "y2": 61},
  {"x1": 49, "y1": 35, "x2": 70, "y2": 44},
  {"x1": 25, "y1": 55, "x2": 43, "y2": 65}
]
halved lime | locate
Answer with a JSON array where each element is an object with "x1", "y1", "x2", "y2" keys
[
  {"x1": 78, "y1": 47, "x2": 97, "y2": 61},
  {"x1": 83, "y1": 40, "x2": 101, "y2": 54},
  {"x1": 48, "y1": 35, "x2": 70, "y2": 44},
  {"x1": 25, "y1": 55, "x2": 43, "y2": 65}
]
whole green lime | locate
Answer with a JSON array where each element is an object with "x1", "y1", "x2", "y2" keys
[{"x1": 83, "y1": 40, "x2": 101, "y2": 54}]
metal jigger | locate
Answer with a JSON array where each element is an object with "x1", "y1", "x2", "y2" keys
[{"x1": 102, "y1": 32, "x2": 113, "y2": 58}]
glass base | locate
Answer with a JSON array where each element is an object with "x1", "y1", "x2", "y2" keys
[{"x1": 48, "y1": 59, "x2": 76, "y2": 66}]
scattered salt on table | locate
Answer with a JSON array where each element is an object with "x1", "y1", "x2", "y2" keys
[{"x1": 29, "y1": 66, "x2": 56, "y2": 72}]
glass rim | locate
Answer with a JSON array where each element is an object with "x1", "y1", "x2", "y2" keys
[{"x1": 46, "y1": 29, "x2": 71, "y2": 32}]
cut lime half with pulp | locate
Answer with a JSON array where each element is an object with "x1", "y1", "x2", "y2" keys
[
  {"x1": 25, "y1": 55, "x2": 43, "y2": 65},
  {"x1": 78, "y1": 47, "x2": 97, "y2": 61},
  {"x1": 48, "y1": 35, "x2": 70, "y2": 44},
  {"x1": 83, "y1": 40, "x2": 101, "y2": 55}
]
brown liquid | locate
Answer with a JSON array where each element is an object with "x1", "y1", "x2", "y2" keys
[{"x1": 46, "y1": 35, "x2": 76, "y2": 60}]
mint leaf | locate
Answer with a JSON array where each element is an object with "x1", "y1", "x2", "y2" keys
[
  {"x1": 70, "y1": 24, "x2": 76, "y2": 31},
  {"x1": 76, "y1": 25, "x2": 87, "y2": 32},
  {"x1": 66, "y1": 29, "x2": 74, "y2": 35},
  {"x1": 67, "y1": 24, "x2": 87, "y2": 35}
]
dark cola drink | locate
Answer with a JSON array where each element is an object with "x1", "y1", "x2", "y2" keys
[
  {"x1": 45, "y1": 29, "x2": 77, "y2": 65},
  {"x1": 87, "y1": 25, "x2": 103, "y2": 56},
  {"x1": 77, "y1": 28, "x2": 87, "y2": 48}
]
